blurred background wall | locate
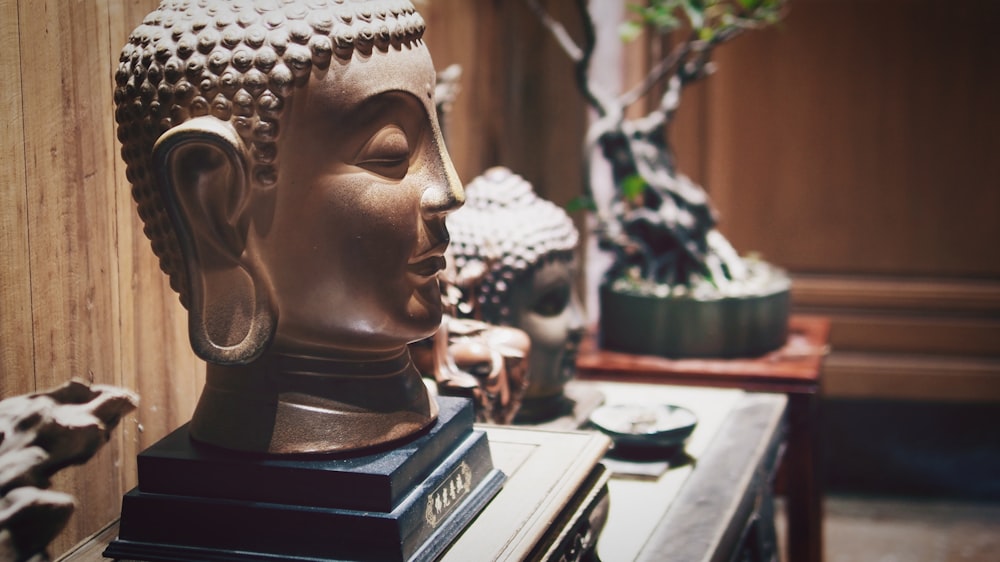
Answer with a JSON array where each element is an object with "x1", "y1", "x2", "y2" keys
[
  {"x1": 649, "y1": 0, "x2": 1000, "y2": 499},
  {"x1": 1, "y1": 0, "x2": 996, "y2": 556}
]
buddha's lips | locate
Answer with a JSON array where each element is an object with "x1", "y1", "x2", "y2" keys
[{"x1": 408, "y1": 255, "x2": 446, "y2": 278}]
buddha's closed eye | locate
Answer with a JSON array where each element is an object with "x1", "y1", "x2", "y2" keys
[
  {"x1": 532, "y1": 285, "x2": 571, "y2": 317},
  {"x1": 355, "y1": 124, "x2": 411, "y2": 179}
]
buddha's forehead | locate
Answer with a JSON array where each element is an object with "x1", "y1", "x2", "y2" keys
[{"x1": 310, "y1": 42, "x2": 437, "y2": 110}]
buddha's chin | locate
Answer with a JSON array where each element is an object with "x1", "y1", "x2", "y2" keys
[{"x1": 404, "y1": 284, "x2": 443, "y2": 339}]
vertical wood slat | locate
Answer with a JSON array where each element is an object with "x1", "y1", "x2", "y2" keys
[
  {"x1": 106, "y1": 0, "x2": 141, "y2": 502},
  {"x1": 422, "y1": 0, "x2": 496, "y2": 184},
  {"x1": 16, "y1": 0, "x2": 123, "y2": 555},
  {"x1": 0, "y1": 0, "x2": 35, "y2": 397},
  {"x1": 495, "y1": 0, "x2": 587, "y2": 209}
]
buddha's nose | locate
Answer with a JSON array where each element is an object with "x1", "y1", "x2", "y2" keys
[
  {"x1": 421, "y1": 151, "x2": 465, "y2": 218},
  {"x1": 568, "y1": 292, "x2": 586, "y2": 337}
]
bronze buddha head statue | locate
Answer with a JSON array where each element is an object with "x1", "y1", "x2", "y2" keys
[
  {"x1": 446, "y1": 167, "x2": 584, "y2": 419},
  {"x1": 116, "y1": 0, "x2": 464, "y2": 454}
]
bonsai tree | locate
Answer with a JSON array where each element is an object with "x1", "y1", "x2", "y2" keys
[{"x1": 525, "y1": 0, "x2": 787, "y2": 296}]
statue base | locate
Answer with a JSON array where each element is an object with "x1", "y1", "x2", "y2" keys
[{"x1": 104, "y1": 397, "x2": 504, "y2": 562}]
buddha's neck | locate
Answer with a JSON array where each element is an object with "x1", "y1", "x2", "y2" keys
[
  {"x1": 207, "y1": 346, "x2": 415, "y2": 379},
  {"x1": 268, "y1": 347, "x2": 414, "y2": 378},
  {"x1": 192, "y1": 346, "x2": 437, "y2": 454}
]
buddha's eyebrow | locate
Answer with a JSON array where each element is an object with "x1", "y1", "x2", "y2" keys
[{"x1": 347, "y1": 90, "x2": 429, "y2": 130}]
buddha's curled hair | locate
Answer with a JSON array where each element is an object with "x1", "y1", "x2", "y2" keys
[
  {"x1": 114, "y1": 0, "x2": 424, "y2": 306},
  {"x1": 447, "y1": 167, "x2": 580, "y2": 323}
]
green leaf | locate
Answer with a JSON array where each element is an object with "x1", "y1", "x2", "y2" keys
[
  {"x1": 648, "y1": 10, "x2": 680, "y2": 31},
  {"x1": 682, "y1": 0, "x2": 705, "y2": 29},
  {"x1": 630, "y1": 0, "x2": 682, "y2": 32},
  {"x1": 626, "y1": 3, "x2": 647, "y2": 16},
  {"x1": 618, "y1": 21, "x2": 643, "y2": 43},
  {"x1": 565, "y1": 195, "x2": 597, "y2": 213},
  {"x1": 621, "y1": 174, "x2": 647, "y2": 202}
]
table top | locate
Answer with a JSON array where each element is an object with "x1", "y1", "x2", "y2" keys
[
  {"x1": 440, "y1": 426, "x2": 610, "y2": 561},
  {"x1": 577, "y1": 315, "x2": 831, "y2": 394},
  {"x1": 457, "y1": 383, "x2": 787, "y2": 562},
  {"x1": 588, "y1": 383, "x2": 749, "y2": 561}
]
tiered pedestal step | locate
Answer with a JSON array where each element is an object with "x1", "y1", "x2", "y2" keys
[{"x1": 104, "y1": 396, "x2": 504, "y2": 562}]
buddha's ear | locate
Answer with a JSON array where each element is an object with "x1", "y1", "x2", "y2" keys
[{"x1": 153, "y1": 117, "x2": 275, "y2": 365}]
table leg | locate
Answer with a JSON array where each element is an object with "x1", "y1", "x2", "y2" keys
[{"x1": 785, "y1": 393, "x2": 823, "y2": 562}]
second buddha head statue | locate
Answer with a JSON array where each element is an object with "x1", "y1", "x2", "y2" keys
[{"x1": 446, "y1": 167, "x2": 584, "y2": 418}]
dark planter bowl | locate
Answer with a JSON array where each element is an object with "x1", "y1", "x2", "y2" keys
[{"x1": 598, "y1": 266, "x2": 791, "y2": 359}]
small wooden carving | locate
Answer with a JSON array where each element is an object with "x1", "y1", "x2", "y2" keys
[
  {"x1": 413, "y1": 315, "x2": 531, "y2": 425},
  {"x1": 0, "y1": 380, "x2": 136, "y2": 561}
]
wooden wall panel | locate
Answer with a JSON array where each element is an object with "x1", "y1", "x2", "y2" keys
[
  {"x1": 822, "y1": 353, "x2": 1000, "y2": 402},
  {"x1": 423, "y1": 0, "x2": 499, "y2": 184},
  {"x1": 794, "y1": 275, "x2": 1000, "y2": 357},
  {"x1": 0, "y1": 0, "x2": 34, "y2": 397},
  {"x1": 1, "y1": 0, "x2": 199, "y2": 556},
  {"x1": 668, "y1": 0, "x2": 1000, "y2": 400},
  {"x1": 792, "y1": 273, "x2": 1000, "y2": 401},
  {"x1": 700, "y1": 0, "x2": 1000, "y2": 277},
  {"x1": 494, "y1": 0, "x2": 588, "y2": 209},
  {"x1": 17, "y1": 0, "x2": 124, "y2": 554}
]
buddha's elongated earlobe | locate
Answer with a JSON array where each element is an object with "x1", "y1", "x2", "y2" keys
[{"x1": 153, "y1": 117, "x2": 276, "y2": 365}]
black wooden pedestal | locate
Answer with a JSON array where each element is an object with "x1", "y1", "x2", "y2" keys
[{"x1": 104, "y1": 396, "x2": 504, "y2": 562}]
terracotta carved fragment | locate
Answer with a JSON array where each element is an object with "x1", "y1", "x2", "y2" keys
[
  {"x1": 446, "y1": 167, "x2": 584, "y2": 421},
  {"x1": 0, "y1": 380, "x2": 136, "y2": 562},
  {"x1": 115, "y1": 0, "x2": 464, "y2": 454}
]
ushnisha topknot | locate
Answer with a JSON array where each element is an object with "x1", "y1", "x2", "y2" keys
[
  {"x1": 114, "y1": 0, "x2": 425, "y2": 306},
  {"x1": 447, "y1": 167, "x2": 579, "y2": 323}
]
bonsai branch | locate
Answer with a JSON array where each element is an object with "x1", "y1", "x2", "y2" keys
[
  {"x1": 523, "y1": 0, "x2": 613, "y2": 117},
  {"x1": 527, "y1": 0, "x2": 787, "y2": 289}
]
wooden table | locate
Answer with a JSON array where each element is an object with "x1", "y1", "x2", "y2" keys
[
  {"x1": 577, "y1": 315, "x2": 831, "y2": 562},
  {"x1": 62, "y1": 385, "x2": 787, "y2": 562}
]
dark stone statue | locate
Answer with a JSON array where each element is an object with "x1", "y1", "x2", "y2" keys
[{"x1": 446, "y1": 167, "x2": 585, "y2": 420}]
